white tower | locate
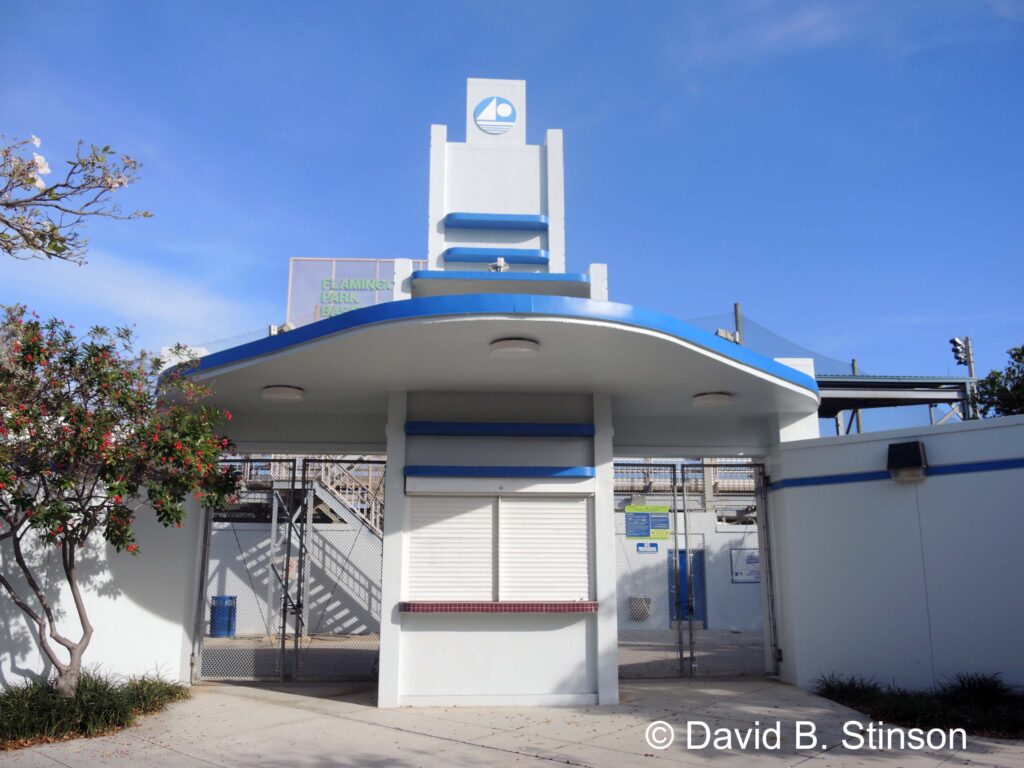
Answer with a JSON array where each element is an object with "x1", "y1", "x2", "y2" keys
[{"x1": 427, "y1": 79, "x2": 567, "y2": 274}]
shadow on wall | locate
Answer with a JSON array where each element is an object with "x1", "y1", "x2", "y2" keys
[
  {"x1": 1, "y1": 506, "x2": 202, "y2": 685},
  {"x1": 204, "y1": 522, "x2": 381, "y2": 638},
  {"x1": 0, "y1": 529, "x2": 116, "y2": 686}
]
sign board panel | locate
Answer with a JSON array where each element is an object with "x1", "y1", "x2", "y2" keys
[
  {"x1": 625, "y1": 505, "x2": 671, "y2": 539},
  {"x1": 624, "y1": 512, "x2": 650, "y2": 539},
  {"x1": 636, "y1": 542, "x2": 659, "y2": 554},
  {"x1": 286, "y1": 257, "x2": 426, "y2": 328},
  {"x1": 730, "y1": 548, "x2": 761, "y2": 583}
]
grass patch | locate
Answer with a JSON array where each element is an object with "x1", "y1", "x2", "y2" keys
[
  {"x1": 0, "y1": 671, "x2": 190, "y2": 750},
  {"x1": 816, "y1": 672, "x2": 1024, "y2": 739}
]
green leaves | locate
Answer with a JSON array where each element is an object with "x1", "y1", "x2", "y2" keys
[{"x1": 1, "y1": 304, "x2": 240, "y2": 554}]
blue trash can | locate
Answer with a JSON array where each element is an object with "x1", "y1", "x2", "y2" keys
[{"x1": 210, "y1": 596, "x2": 237, "y2": 638}]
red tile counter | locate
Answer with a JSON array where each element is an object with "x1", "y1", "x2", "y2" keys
[{"x1": 399, "y1": 601, "x2": 598, "y2": 614}]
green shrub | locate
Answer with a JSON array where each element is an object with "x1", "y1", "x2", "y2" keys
[
  {"x1": 0, "y1": 671, "x2": 190, "y2": 748},
  {"x1": 815, "y1": 672, "x2": 1024, "y2": 738}
]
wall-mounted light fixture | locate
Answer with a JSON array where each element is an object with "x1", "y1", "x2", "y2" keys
[
  {"x1": 887, "y1": 440, "x2": 927, "y2": 483},
  {"x1": 490, "y1": 338, "x2": 540, "y2": 359},
  {"x1": 692, "y1": 392, "x2": 734, "y2": 408},
  {"x1": 262, "y1": 385, "x2": 305, "y2": 402}
]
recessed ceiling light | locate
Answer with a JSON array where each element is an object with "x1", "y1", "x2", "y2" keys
[
  {"x1": 262, "y1": 385, "x2": 305, "y2": 402},
  {"x1": 692, "y1": 392, "x2": 734, "y2": 408},
  {"x1": 490, "y1": 338, "x2": 540, "y2": 358}
]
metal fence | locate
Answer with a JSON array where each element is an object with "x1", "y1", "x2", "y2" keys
[
  {"x1": 194, "y1": 456, "x2": 385, "y2": 682},
  {"x1": 614, "y1": 460, "x2": 773, "y2": 679}
]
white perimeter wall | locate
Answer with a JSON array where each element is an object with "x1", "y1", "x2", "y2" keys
[
  {"x1": 1, "y1": 498, "x2": 203, "y2": 688},
  {"x1": 768, "y1": 415, "x2": 1024, "y2": 690}
]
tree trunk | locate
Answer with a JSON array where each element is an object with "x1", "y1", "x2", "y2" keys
[{"x1": 53, "y1": 662, "x2": 81, "y2": 698}]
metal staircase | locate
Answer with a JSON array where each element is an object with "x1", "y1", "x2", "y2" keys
[{"x1": 268, "y1": 456, "x2": 385, "y2": 537}]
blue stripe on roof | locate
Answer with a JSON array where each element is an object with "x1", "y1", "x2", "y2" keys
[
  {"x1": 188, "y1": 294, "x2": 818, "y2": 394},
  {"x1": 404, "y1": 465, "x2": 596, "y2": 478},
  {"x1": 443, "y1": 212, "x2": 549, "y2": 231},
  {"x1": 411, "y1": 271, "x2": 588, "y2": 284},
  {"x1": 405, "y1": 422, "x2": 595, "y2": 437},
  {"x1": 767, "y1": 456, "x2": 1024, "y2": 491},
  {"x1": 443, "y1": 247, "x2": 549, "y2": 265}
]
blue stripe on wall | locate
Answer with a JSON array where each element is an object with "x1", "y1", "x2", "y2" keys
[
  {"x1": 768, "y1": 456, "x2": 1024, "y2": 491},
  {"x1": 404, "y1": 465, "x2": 596, "y2": 478},
  {"x1": 925, "y1": 456, "x2": 1024, "y2": 476},
  {"x1": 405, "y1": 422, "x2": 595, "y2": 437}
]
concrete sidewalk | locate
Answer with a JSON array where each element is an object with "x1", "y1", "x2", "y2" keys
[{"x1": 2, "y1": 678, "x2": 1022, "y2": 767}]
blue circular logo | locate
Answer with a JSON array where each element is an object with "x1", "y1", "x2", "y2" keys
[{"x1": 474, "y1": 97, "x2": 517, "y2": 135}]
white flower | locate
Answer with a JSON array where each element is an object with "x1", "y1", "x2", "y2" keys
[
  {"x1": 30, "y1": 135, "x2": 41, "y2": 148},
  {"x1": 33, "y1": 176, "x2": 46, "y2": 190},
  {"x1": 32, "y1": 153, "x2": 50, "y2": 175}
]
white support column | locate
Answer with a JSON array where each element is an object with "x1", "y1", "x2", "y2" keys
[
  {"x1": 593, "y1": 393, "x2": 619, "y2": 704},
  {"x1": 544, "y1": 128, "x2": 566, "y2": 274},
  {"x1": 393, "y1": 258, "x2": 413, "y2": 301},
  {"x1": 588, "y1": 263, "x2": 608, "y2": 301},
  {"x1": 774, "y1": 358, "x2": 821, "y2": 442},
  {"x1": 427, "y1": 124, "x2": 447, "y2": 270},
  {"x1": 378, "y1": 391, "x2": 408, "y2": 707}
]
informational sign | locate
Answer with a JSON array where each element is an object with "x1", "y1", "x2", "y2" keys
[
  {"x1": 649, "y1": 512, "x2": 671, "y2": 540},
  {"x1": 625, "y1": 511, "x2": 650, "y2": 538},
  {"x1": 286, "y1": 257, "x2": 426, "y2": 328},
  {"x1": 636, "y1": 542, "x2": 659, "y2": 555},
  {"x1": 625, "y1": 505, "x2": 671, "y2": 540},
  {"x1": 730, "y1": 548, "x2": 761, "y2": 584}
]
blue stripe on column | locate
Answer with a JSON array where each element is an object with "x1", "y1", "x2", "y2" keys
[
  {"x1": 443, "y1": 247, "x2": 549, "y2": 265},
  {"x1": 443, "y1": 212, "x2": 549, "y2": 231},
  {"x1": 404, "y1": 466, "x2": 596, "y2": 478},
  {"x1": 405, "y1": 422, "x2": 595, "y2": 437},
  {"x1": 412, "y1": 271, "x2": 589, "y2": 284}
]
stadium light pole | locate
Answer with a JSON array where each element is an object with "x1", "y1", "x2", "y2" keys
[{"x1": 949, "y1": 336, "x2": 977, "y2": 419}]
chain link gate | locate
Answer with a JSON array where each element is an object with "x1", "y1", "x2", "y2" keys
[
  {"x1": 194, "y1": 457, "x2": 385, "y2": 682},
  {"x1": 615, "y1": 460, "x2": 775, "y2": 679}
]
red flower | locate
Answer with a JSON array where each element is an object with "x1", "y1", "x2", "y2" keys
[
  {"x1": 127, "y1": 544, "x2": 138, "y2": 553},
  {"x1": 113, "y1": 494, "x2": 122, "y2": 504},
  {"x1": 224, "y1": 410, "x2": 233, "y2": 421}
]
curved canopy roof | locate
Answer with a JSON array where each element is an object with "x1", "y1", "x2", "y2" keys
[{"x1": 188, "y1": 295, "x2": 819, "y2": 454}]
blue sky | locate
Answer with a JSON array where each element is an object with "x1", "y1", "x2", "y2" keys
[{"x1": 3, "y1": 1, "x2": 1022, "y2": 431}]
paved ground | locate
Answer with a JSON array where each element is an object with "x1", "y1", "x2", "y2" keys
[
  {"x1": 3, "y1": 678, "x2": 1022, "y2": 767},
  {"x1": 200, "y1": 629, "x2": 762, "y2": 682},
  {"x1": 619, "y1": 629, "x2": 765, "y2": 678}
]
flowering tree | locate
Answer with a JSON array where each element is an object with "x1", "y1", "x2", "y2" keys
[
  {"x1": 1, "y1": 135, "x2": 150, "y2": 263},
  {"x1": 0, "y1": 305, "x2": 238, "y2": 697}
]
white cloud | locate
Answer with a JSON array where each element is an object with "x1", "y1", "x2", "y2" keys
[
  {"x1": 0, "y1": 250, "x2": 277, "y2": 353},
  {"x1": 987, "y1": 0, "x2": 1024, "y2": 20},
  {"x1": 667, "y1": 1, "x2": 861, "y2": 74}
]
